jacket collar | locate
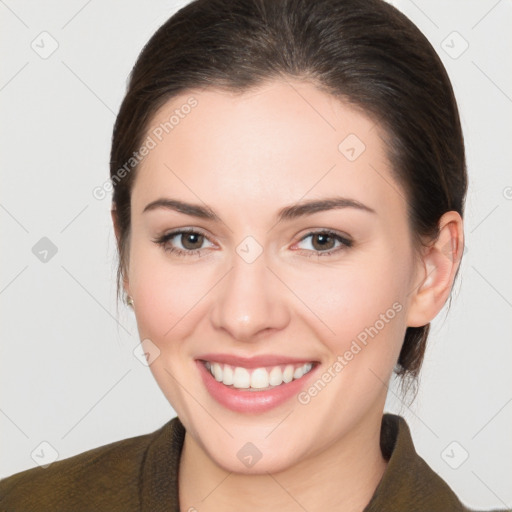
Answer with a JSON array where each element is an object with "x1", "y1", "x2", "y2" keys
[
  {"x1": 140, "y1": 414, "x2": 185, "y2": 512},
  {"x1": 364, "y1": 414, "x2": 467, "y2": 511}
]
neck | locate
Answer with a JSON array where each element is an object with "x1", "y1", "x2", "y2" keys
[{"x1": 178, "y1": 408, "x2": 387, "y2": 512}]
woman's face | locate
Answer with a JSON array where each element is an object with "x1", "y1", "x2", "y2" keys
[{"x1": 125, "y1": 79, "x2": 421, "y2": 473}]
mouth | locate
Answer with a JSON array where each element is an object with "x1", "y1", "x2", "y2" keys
[
  {"x1": 198, "y1": 359, "x2": 319, "y2": 392},
  {"x1": 195, "y1": 352, "x2": 321, "y2": 413}
]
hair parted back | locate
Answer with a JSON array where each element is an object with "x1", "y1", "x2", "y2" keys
[{"x1": 110, "y1": 0, "x2": 467, "y2": 384}]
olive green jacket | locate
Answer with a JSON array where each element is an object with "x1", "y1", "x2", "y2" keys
[{"x1": 0, "y1": 414, "x2": 507, "y2": 511}]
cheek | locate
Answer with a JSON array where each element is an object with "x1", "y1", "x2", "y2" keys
[
  {"x1": 128, "y1": 242, "x2": 212, "y2": 343},
  {"x1": 288, "y1": 252, "x2": 410, "y2": 363}
]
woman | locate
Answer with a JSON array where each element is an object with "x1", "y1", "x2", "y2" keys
[{"x1": 0, "y1": 0, "x2": 507, "y2": 510}]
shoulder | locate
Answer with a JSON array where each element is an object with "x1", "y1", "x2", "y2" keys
[
  {"x1": 365, "y1": 414, "x2": 508, "y2": 512},
  {"x1": 0, "y1": 421, "x2": 173, "y2": 512}
]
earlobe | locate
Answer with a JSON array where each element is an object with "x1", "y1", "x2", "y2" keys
[{"x1": 406, "y1": 211, "x2": 464, "y2": 327}]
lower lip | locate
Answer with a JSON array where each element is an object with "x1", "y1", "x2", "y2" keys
[{"x1": 196, "y1": 360, "x2": 319, "y2": 414}]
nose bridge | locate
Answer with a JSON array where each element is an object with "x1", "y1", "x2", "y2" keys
[{"x1": 210, "y1": 247, "x2": 289, "y2": 341}]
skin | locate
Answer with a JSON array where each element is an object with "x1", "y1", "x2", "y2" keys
[{"x1": 112, "y1": 79, "x2": 463, "y2": 512}]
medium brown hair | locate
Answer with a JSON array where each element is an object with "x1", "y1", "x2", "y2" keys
[{"x1": 110, "y1": 0, "x2": 467, "y2": 383}]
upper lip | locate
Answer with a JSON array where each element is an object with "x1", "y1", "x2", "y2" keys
[{"x1": 197, "y1": 353, "x2": 319, "y2": 369}]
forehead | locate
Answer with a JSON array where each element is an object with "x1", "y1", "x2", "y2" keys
[{"x1": 132, "y1": 79, "x2": 405, "y2": 219}]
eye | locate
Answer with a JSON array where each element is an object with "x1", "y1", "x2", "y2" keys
[
  {"x1": 294, "y1": 230, "x2": 353, "y2": 256},
  {"x1": 152, "y1": 228, "x2": 216, "y2": 256}
]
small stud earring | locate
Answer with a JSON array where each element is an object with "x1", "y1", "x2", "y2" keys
[{"x1": 125, "y1": 294, "x2": 134, "y2": 307}]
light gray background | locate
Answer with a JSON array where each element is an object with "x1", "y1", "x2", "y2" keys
[{"x1": 1, "y1": 0, "x2": 511, "y2": 509}]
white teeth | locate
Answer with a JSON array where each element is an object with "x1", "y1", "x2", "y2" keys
[
  {"x1": 293, "y1": 366, "x2": 304, "y2": 379},
  {"x1": 283, "y1": 364, "x2": 294, "y2": 383},
  {"x1": 212, "y1": 362, "x2": 223, "y2": 382},
  {"x1": 250, "y1": 368, "x2": 269, "y2": 389},
  {"x1": 233, "y1": 367, "x2": 251, "y2": 388},
  {"x1": 223, "y1": 364, "x2": 234, "y2": 385},
  {"x1": 268, "y1": 366, "x2": 282, "y2": 386},
  {"x1": 204, "y1": 360, "x2": 315, "y2": 390}
]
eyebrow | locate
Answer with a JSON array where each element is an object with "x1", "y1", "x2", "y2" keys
[
  {"x1": 143, "y1": 198, "x2": 220, "y2": 220},
  {"x1": 277, "y1": 196, "x2": 376, "y2": 221},
  {"x1": 142, "y1": 196, "x2": 376, "y2": 222}
]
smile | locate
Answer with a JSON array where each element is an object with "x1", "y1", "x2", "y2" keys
[{"x1": 202, "y1": 360, "x2": 315, "y2": 391}]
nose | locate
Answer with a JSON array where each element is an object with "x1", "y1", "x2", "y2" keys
[{"x1": 209, "y1": 250, "x2": 290, "y2": 342}]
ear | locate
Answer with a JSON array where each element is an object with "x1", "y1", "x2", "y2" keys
[
  {"x1": 406, "y1": 211, "x2": 464, "y2": 328},
  {"x1": 111, "y1": 206, "x2": 130, "y2": 295}
]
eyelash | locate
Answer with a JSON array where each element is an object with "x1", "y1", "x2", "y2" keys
[
  {"x1": 296, "y1": 229, "x2": 353, "y2": 257},
  {"x1": 152, "y1": 228, "x2": 353, "y2": 258},
  {"x1": 152, "y1": 228, "x2": 210, "y2": 257}
]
